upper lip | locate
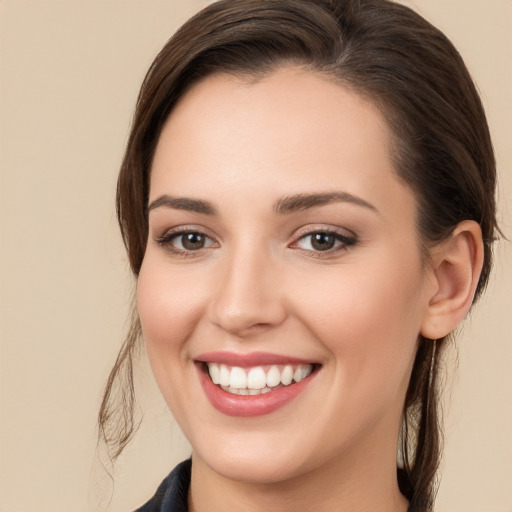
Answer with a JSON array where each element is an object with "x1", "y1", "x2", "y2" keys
[{"x1": 195, "y1": 351, "x2": 318, "y2": 368}]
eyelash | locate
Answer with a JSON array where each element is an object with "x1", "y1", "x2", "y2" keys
[
  {"x1": 155, "y1": 227, "x2": 218, "y2": 257},
  {"x1": 291, "y1": 228, "x2": 357, "y2": 258},
  {"x1": 155, "y1": 227, "x2": 357, "y2": 258}
]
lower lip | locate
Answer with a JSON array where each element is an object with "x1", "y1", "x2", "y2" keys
[{"x1": 197, "y1": 365, "x2": 315, "y2": 417}]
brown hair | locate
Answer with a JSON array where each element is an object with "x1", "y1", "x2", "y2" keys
[{"x1": 98, "y1": 1, "x2": 498, "y2": 510}]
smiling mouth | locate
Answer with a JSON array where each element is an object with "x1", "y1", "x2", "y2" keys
[{"x1": 203, "y1": 362, "x2": 316, "y2": 395}]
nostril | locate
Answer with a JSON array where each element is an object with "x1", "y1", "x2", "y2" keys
[{"x1": 210, "y1": 304, "x2": 286, "y2": 338}]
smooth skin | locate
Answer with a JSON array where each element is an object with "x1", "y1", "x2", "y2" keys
[{"x1": 137, "y1": 67, "x2": 483, "y2": 512}]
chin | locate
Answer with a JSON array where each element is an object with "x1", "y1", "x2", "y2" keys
[
  {"x1": 199, "y1": 451, "x2": 308, "y2": 485},
  {"x1": 188, "y1": 425, "x2": 325, "y2": 485}
]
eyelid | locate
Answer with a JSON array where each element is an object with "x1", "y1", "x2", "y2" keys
[
  {"x1": 154, "y1": 224, "x2": 218, "y2": 240},
  {"x1": 289, "y1": 225, "x2": 358, "y2": 256},
  {"x1": 292, "y1": 224, "x2": 357, "y2": 240},
  {"x1": 154, "y1": 225, "x2": 220, "y2": 254}
]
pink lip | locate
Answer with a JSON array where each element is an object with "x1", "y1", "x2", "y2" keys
[
  {"x1": 195, "y1": 351, "x2": 315, "y2": 368},
  {"x1": 195, "y1": 352, "x2": 318, "y2": 417}
]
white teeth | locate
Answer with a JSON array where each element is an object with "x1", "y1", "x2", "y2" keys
[
  {"x1": 266, "y1": 365, "x2": 281, "y2": 387},
  {"x1": 280, "y1": 365, "x2": 294, "y2": 385},
  {"x1": 219, "y1": 364, "x2": 230, "y2": 387},
  {"x1": 209, "y1": 363, "x2": 220, "y2": 384},
  {"x1": 247, "y1": 367, "x2": 266, "y2": 389},
  {"x1": 229, "y1": 367, "x2": 247, "y2": 389},
  {"x1": 294, "y1": 365, "x2": 310, "y2": 383},
  {"x1": 207, "y1": 362, "x2": 314, "y2": 394}
]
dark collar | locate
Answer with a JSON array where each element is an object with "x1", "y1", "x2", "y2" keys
[{"x1": 134, "y1": 459, "x2": 191, "y2": 512}]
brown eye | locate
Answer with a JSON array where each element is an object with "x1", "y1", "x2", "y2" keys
[
  {"x1": 310, "y1": 233, "x2": 336, "y2": 251},
  {"x1": 179, "y1": 232, "x2": 206, "y2": 250},
  {"x1": 293, "y1": 230, "x2": 357, "y2": 254},
  {"x1": 156, "y1": 230, "x2": 216, "y2": 253}
]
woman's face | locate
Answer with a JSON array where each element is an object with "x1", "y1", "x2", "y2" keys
[{"x1": 138, "y1": 68, "x2": 436, "y2": 483}]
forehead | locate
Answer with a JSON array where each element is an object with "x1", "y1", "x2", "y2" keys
[
  {"x1": 156, "y1": 67, "x2": 392, "y2": 165},
  {"x1": 150, "y1": 67, "x2": 416, "y2": 222}
]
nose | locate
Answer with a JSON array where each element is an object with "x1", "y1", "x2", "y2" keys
[{"x1": 207, "y1": 243, "x2": 287, "y2": 338}]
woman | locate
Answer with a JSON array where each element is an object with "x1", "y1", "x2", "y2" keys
[{"x1": 98, "y1": 0, "x2": 499, "y2": 510}]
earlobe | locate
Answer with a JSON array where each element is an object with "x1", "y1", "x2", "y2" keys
[{"x1": 421, "y1": 220, "x2": 484, "y2": 340}]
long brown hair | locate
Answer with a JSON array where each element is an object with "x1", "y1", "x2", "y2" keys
[{"x1": 98, "y1": 1, "x2": 498, "y2": 510}]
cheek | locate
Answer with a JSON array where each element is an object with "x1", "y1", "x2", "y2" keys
[
  {"x1": 136, "y1": 257, "x2": 208, "y2": 377},
  {"x1": 291, "y1": 251, "x2": 425, "y2": 382},
  {"x1": 138, "y1": 258, "x2": 197, "y2": 339},
  {"x1": 136, "y1": 257, "x2": 212, "y2": 423}
]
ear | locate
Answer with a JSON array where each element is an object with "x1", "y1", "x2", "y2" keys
[{"x1": 421, "y1": 220, "x2": 484, "y2": 340}]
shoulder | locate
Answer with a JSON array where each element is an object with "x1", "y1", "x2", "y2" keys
[{"x1": 134, "y1": 459, "x2": 192, "y2": 512}]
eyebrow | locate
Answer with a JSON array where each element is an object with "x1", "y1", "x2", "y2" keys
[
  {"x1": 147, "y1": 195, "x2": 216, "y2": 215},
  {"x1": 147, "y1": 191, "x2": 378, "y2": 216},
  {"x1": 273, "y1": 192, "x2": 379, "y2": 215}
]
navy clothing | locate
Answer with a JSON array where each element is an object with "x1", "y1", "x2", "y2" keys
[{"x1": 134, "y1": 459, "x2": 191, "y2": 512}]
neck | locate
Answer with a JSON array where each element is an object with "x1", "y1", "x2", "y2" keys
[{"x1": 188, "y1": 435, "x2": 409, "y2": 512}]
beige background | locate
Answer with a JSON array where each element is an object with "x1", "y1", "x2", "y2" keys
[{"x1": 0, "y1": 1, "x2": 510, "y2": 511}]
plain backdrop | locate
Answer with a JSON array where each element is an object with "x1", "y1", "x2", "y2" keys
[{"x1": 0, "y1": 1, "x2": 511, "y2": 511}]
